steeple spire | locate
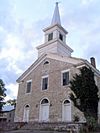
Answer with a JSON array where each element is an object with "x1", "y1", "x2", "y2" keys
[
  {"x1": 37, "y1": 2, "x2": 73, "y2": 58},
  {"x1": 51, "y1": 2, "x2": 61, "y2": 25}
]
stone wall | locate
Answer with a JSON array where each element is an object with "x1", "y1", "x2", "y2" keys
[
  {"x1": 15, "y1": 56, "x2": 100, "y2": 123},
  {"x1": 15, "y1": 57, "x2": 81, "y2": 122}
]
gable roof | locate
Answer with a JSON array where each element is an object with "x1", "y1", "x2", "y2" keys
[{"x1": 17, "y1": 53, "x2": 100, "y2": 83}]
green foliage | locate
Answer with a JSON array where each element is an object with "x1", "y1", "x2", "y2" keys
[
  {"x1": 0, "y1": 79, "x2": 6, "y2": 110},
  {"x1": 74, "y1": 115, "x2": 79, "y2": 122},
  {"x1": 70, "y1": 66, "x2": 99, "y2": 119},
  {"x1": 7, "y1": 99, "x2": 16, "y2": 108},
  {"x1": 86, "y1": 116, "x2": 97, "y2": 131}
]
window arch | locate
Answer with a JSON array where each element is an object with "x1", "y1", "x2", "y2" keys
[
  {"x1": 41, "y1": 98, "x2": 49, "y2": 104},
  {"x1": 64, "y1": 100, "x2": 70, "y2": 104},
  {"x1": 25, "y1": 104, "x2": 30, "y2": 108},
  {"x1": 44, "y1": 61, "x2": 49, "y2": 65}
]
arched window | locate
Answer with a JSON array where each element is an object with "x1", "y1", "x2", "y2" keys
[
  {"x1": 62, "y1": 99, "x2": 71, "y2": 122},
  {"x1": 64, "y1": 100, "x2": 70, "y2": 104},
  {"x1": 25, "y1": 105, "x2": 30, "y2": 108},
  {"x1": 41, "y1": 99, "x2": 49, "y2": 104},
  {"x1": 44, "y1": 61, "x2": 49, "y2": 65}
]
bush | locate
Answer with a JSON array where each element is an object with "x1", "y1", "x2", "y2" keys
[
  {"x1": 74, "y1": 115, "x2": 79, "y2": 122},
  {"x1": 86, "y1": 116, "x2": 97, "y2": 131}
]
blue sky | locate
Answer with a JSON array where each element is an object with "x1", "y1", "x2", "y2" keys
[{"x1": 0, "y1": 0, "x2": 100, "y2": 100}]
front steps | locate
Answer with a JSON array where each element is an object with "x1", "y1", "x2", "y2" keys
[
  {"x1": 21, "y1": 122, "x2": 81, "y2": 132},
  {"x1": 0, "y1": 121, "x2": 83, "y2": 133}
]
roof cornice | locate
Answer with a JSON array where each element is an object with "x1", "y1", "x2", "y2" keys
[{"x1": 43, "y1": 24, "x2": 68, "y2": 34}]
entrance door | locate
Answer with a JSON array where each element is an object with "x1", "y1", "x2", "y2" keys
[
  {"x1": 40, "y1": 98, "x2": 49, "y2": 122},
  {"x1": 41, "y1": 104, "x2": 49, "y2": 121},
  {"x1": 62, "y1": 100, "x2": 71, "y2": 122},
  {"x1": 23, "y1": 105, "x2": 29, "y2": 122}
]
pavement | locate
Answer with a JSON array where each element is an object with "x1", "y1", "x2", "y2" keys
[
  {"x1": 0, "y1": 129, "x2": 67, "y2": 133},
  {"x1": 1, "y1": 129, "x2": 100, "y2": 133}
]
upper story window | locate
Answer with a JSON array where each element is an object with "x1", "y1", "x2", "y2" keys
[
  {"x1": 59, "y1": 33, "x2": 63, "y2": 41},
  {"x1": 62, "y1": 70, "x2": 69, "y2": 86},
  {"x1": 48, "y1": 33, "x2": 53, "y2": 41},
  {"x1": 26, "y1": 80, "x2": 32, "y2": 93},
  {"x1": 44, "y1": 61, "x2": 49, "y2": 65},
  {"x1": 42, "y1": 76, "x2": 48, "y2": 90}
]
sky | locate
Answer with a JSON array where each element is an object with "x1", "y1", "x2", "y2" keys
[{"x1": 0, "y1": 0, "x2": 100, "y2": 100}]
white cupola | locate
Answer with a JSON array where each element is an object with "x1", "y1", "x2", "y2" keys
[{"x1": 37, "y1": 2, "x2": 73, "y2": 57}]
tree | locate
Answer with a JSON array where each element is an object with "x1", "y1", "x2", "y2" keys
[
  {"x1": 70, "y1": 66, "x2": 99, "y2": 119},
  {"x1": 0, "y1": 79, "x2": 6, "y2": 110},
  {"x1": 7, "y1": 99, "x2": 16, "y2": 109}
]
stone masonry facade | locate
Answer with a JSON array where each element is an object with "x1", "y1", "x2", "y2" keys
[{"x1": 15, "y1": 57, "x2": 87, "y2": 122}]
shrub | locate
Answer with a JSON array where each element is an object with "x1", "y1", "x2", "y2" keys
[{"x1": 86, "y1": 116, "x2": 97, "y2": 131}]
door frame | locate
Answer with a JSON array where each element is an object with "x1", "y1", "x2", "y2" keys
[
  {"x1": 23, "y1": 104, "x2": 30, "y2": 122},
  {"x1": 39, "y1": 98, "x2": 50, "y2": 122},
  {"x1": 62, "y1": 99, "x2": 72, "y2": 122}
]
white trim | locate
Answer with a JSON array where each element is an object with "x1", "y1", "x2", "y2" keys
[
  {"x1": 42, "y1": 75, "x2": 49, "y2": 79},
  {"x1": 41, "y1": 75, "x2": 49, "y2": 91},
  {"x1": 43, "y1": 60, "x2": 50, "y2": 65},
  {"x1": 61, "y1": 69, "x2": 70, "y2": 73},
  {"x1": 17, "y1": 53, "x2": 100, "y2": 83},
  {"x1": 62, "y1": 98, "x2": 71, "y2": 104},
  {"x1": 76, "y1": 64, "x2": 86, "y2": 69},
  {"x1": 26, "y1": 79, "x2": 32, "y2": 83},
  {"x1": 39, "y1": 98, "x2": 50, "y2": 122},
  {"x1": 17, "y1": 54, "x2": 85, "y2": 83},
  {"x1": 23, "y1": 104, "x2": 30, "y2": 122},
  {"x1": 62, "y1": 99, "x2": 72, "y2": 122},
  {"x1": 61, "y1": 69, "x2": 70, "y2": 86},
  {"x1": 40, "y1": 97, "x2": 50, "y2": 104},
  {"x1": 24, "y1": 104, "x2": 30, "y2": 108}
]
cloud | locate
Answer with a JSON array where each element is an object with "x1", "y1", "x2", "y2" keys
[
  {"x1": 80, "y1": 0, "x2": 94, "y2": 5},
  {"x1": 5, "y1": 83, "x2": 18, "y2": 101},
  {"x1": 62, "y1": 0, "x2": 100, "y2": 58},
  {"x1": 0, "y1": 0, "x2": 100, "y2": 100},
  {"x1": 0, "y1": 0, "x2": 39, "y2": 99}
]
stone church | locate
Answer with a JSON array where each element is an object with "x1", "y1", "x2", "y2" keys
[{"x1": 14, "y1": 3, "x2": 100, "y2": 123}]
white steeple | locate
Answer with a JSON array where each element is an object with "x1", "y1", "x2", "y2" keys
[
  {"x1": 51, "y1": 2, "x2": 61, "y2": 25},
  {"x1": 37, "y1": 3, "x2": 73, "y2": 57}
]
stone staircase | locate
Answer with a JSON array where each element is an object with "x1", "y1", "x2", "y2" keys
[
  {"x1": 0, "y1": 122, "x2": 83, "y2": 133},
  {"x1": 0, "y1": 122, "x2": 26, "y2": 131},
  {"x1": 21, "y1": 122, "x2": 81, "y2": 132}
]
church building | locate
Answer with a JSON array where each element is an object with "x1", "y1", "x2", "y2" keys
[{"x1": 14, "y1": 3, "x2": 100, "y2": 123}]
